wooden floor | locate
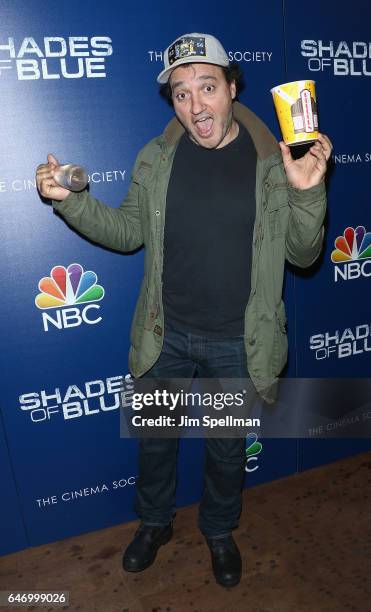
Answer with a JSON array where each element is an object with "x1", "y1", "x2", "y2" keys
[{"x1": 1, "y1": 451, "x2": 370, "y2": 612}]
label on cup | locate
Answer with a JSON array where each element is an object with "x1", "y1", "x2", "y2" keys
[{"x1": 301, "y1": 89, "x2": 314, "y2": 133}]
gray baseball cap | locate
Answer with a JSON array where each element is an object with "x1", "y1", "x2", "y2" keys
[{"x1": 157, "y1": 33, "x2": 229, "y2": 84}]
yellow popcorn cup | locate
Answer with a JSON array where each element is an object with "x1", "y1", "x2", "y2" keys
[{"x1": 271, "y1": 80, "x2": 318, "y2": 145}]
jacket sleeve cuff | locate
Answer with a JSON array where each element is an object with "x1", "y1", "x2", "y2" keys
[
  {"x1": 288, "y1": 180, "x2": 326, "y2": 208},
  {"x1": 52, "y1": 191, "x2": 87, "y2": 215}
]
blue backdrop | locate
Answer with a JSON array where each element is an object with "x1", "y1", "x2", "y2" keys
[{"x1": 1, "y1": 0, "x2": 370, "y2": 556}]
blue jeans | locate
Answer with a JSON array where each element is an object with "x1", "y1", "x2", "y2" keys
[{"x1": 134, "y1": 324, "x2": 249, "y2": 538}]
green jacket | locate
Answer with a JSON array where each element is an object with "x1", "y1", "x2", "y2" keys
[{"x1": 53, "y1": 101, "x2": 326, "y2": 400}]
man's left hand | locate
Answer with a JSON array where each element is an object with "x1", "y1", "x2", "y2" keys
[{"x1": 279, "y1": 133, "x2": 333, "y2": 190}]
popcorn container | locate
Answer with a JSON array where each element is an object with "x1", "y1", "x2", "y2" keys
[{"x1": 271, "y1": 80, "x2": 318, "y2": 145}]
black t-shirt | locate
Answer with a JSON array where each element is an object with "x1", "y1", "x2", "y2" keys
[{"x1": 163, "y1": 122, "x2": 257, "y2": 337}]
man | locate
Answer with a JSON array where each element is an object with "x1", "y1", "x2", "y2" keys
[{"x1": 36, "y1": 33, "x2": 332, "y2": 588}]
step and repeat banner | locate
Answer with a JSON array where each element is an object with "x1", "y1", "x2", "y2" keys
[
  {"x1": 283, "y1": 0, "x2": 371, "y2": 469},
  {"x1": 0, "y1": 0, "x2": 370, "y2": 556}
]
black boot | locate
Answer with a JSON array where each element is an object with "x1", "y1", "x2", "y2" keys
[
  {"x1": 206, "y1": 535, "x2": 242, "y2": 587},
  {"x1": 122, "y1": 523, "x2": 173, "y2": 572}
]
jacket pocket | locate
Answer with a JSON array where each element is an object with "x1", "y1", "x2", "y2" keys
[
  {"x1": 133, "y1": 164, "x2": 154, "y2": 240},
  {"x1": 132, "y1": 162, "x2": 152, "y2": 212},
  {"x1": 132, "y1": 161, "x2": 152, "y2": 186},
  {"x1": 268, "y1": 192, "x2": 290, "y2": 240}
]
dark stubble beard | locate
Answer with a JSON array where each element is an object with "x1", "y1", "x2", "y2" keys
[{"x1": 216, "y1": 106, "x2": 238, "y2": 149}]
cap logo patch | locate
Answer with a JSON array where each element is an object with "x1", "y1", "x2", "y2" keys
[{"x1": 168, "y1": 36, "x2": 206, "y2": 66}]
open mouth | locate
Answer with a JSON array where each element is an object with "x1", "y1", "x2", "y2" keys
[{"x1": 194, "y1": 116, "x2": 213, "y2": 137}]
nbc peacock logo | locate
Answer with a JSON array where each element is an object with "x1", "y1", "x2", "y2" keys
[
  {"x1": 35, "y1": 263, "x2": 105, "y2": 332},
  {"x1": 245, "y1": 432, "x2": 262, "y2": 473},
  {"x1": 331, "y1": 226, "x2": 371, "y2": 283}
]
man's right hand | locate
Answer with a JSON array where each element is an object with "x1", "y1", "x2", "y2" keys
[{"x1": 36, "y1": 154, "x2": 70, "y2": 202}]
